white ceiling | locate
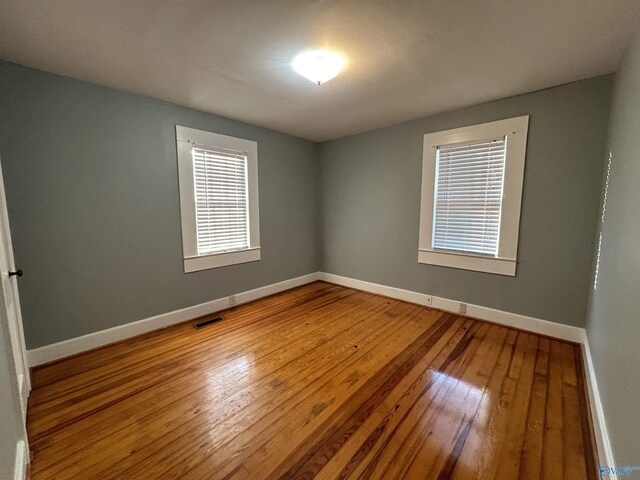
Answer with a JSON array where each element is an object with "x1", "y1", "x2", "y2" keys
[{"x1": 1, "y1": 1, "x2": 639, "y2": 141}]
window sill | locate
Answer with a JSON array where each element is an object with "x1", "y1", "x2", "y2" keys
[
  {"x1": 418, "y1": 249, "x2": 516, "y2": 276},
  {"x1": 184, "y1": 247, "x2": 261, "y2": 273}
]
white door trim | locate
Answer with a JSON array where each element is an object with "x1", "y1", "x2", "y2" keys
[
  {"x1": 0, "y1": 159, "x2": 30, "y2": 416},
  {"x1": 13, "y1": 440, "x2": 27, "y2": 480}
]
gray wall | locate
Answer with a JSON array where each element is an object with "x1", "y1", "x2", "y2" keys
[
  {"x1": 320, "y1": 76, "x2": 612, "y2": 327},
  {"x1": 585, "y1": 33, "x2": 640, "y2": 465},
  {"x1": 0, "y1": 61, "x2": 320, "y2": 349},
  {"x1": 0, "y1": 59, "x2": 616, "y2": 351},
  {"x1": 0, "y1": 290, "x2": 26, "y2": 479}
]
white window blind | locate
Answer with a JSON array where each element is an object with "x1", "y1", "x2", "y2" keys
[
  {"x1": 432, "y1": 137, "x2": 507, "y2": 256},
  {"x1": 192, "y1": 145, "x2": 249, "y2": 255}
]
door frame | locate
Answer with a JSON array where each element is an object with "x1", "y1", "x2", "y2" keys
[{"x1": 0, "y1": 157, "x2": 30, "y2": 417}]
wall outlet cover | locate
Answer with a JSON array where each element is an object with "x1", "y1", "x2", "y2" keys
[
  {"x1": 459, "y1": 303, "x2": 467, "y2": 314},
  {"x1": 229, "y1": 295, "x2": 237, "y2": 306}
]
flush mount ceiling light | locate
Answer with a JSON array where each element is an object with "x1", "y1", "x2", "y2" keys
[{"x1": 292, "y1": 50, "x2": 345, "y2": 85}]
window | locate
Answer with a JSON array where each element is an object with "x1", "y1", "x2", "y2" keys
[
  {"x1": 418, "y1": 116, "x2": 529, "y2": 276},
  {"x1": 176, "y1": 126, "x2": 260, "y2": 272}
]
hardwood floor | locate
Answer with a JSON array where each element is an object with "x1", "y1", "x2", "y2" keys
[{"x1": 27, "y1": 281, "x2": 597, "y2": 479}]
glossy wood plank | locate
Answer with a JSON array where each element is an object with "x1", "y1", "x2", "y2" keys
[{"x1": 27, "y1": 281, "x2": 598, "y2": 479}]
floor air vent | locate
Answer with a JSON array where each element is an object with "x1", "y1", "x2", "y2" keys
[{"x1": 193, "y1": 316, "x2": 224, "y2": 329}]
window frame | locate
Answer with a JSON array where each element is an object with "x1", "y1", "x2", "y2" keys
[
  {"x1": 176, "y1": 125, "x2": 260, "y2": 273},
  {"x1": 418, "y1": 116, "x2": 529, "y2": 276}
]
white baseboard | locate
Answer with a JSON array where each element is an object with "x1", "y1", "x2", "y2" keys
[
  {"x1": 581, "y1": 332, "x2": 615, "y2": 476},
  {"x1": 13, "y1": 440, "x2": 27, "y2": 480},
  {"x1": 27, "y1": 272, "x2": 320, "y2": 366},
  {"x1": 318, "y1": 272, "x2": 584, "y2": 343},
  {"x1": 29, "y1": 270, "x2": 583, "y2": 366}
]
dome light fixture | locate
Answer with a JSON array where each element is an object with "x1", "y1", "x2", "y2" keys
[{"x1": 292, "y1": 50, "x2": 345, "y2": 85}]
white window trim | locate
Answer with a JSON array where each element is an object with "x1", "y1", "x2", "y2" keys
[
  {"x1": 418, "y1": 116, "x2": 529, "y2": 276},
  {"x1": 176, "y1": 126, "x2": 260, "y2": 273}
]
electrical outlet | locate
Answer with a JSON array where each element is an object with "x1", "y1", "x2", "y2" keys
[
  {"x1": 458, "y1": 302, "x2": 467, "y2": 314},
  {"x1": 425, "y1": 295, "x2": 433, "y2": 306},
  {"x1": 229, "y1": 295, "x2": 236, "y2": 307}
]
